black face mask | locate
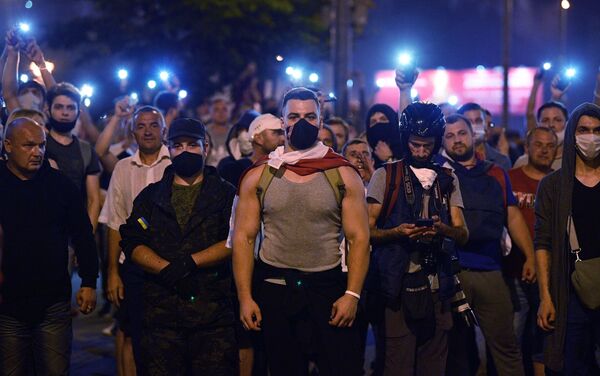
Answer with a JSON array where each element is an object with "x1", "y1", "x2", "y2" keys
[
  {"x1": 47, "y1": 117, "x2": 77, "y2": 134},
  {"x1": 288, "y1": 119, "x2": 319, "y2": 150},
  {"x1": 366, "y1": 122, "x2": 391, "y2": 149},
  {"x1": 171, "y1": 151, "x2": 204, "y2": 178}
]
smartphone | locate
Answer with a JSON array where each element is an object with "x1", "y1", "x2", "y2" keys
[
  {"x1": 398, "y1": 57, "x2": 418, "y2": 85},
  {"x1": 415, "y1": 218, "x2": 434, "y2": 227}
]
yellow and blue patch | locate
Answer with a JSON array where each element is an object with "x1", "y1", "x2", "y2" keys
[{"x1": 137, "y1": 217, "x2": 149, "y2": 230}]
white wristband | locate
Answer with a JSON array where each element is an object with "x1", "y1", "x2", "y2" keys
[{"x1": 345, "y1": 290, "x2": 361, "y2": 300}]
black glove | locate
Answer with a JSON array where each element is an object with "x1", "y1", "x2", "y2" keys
[{"x1": 159, "y1": 254, "x2": 196, "y2": 287}]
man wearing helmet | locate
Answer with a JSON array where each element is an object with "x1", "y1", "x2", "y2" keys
[{"x1": 366, "y1": 102, "x2": 469, "y2": 375}]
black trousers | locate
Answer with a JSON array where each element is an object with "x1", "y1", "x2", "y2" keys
[{"x1": 257, "y1": 280, "x2": 364, "y2": 376}]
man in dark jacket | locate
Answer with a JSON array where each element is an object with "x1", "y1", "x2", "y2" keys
[
  {"x1": 535, "y1": 103, "x2": 600, "y2": 374},
  {"x1": 440, "y1": 114, "x2": 535, "y2": 376},
  {"x1": 0, "y1": 118, "x2": 98, "y2": 375},
  {"x1": 120, "y1": 118, "x2": 238, "y2": 375}
]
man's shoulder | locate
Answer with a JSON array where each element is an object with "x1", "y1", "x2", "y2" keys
[{"x1": 507, "y1": 166, "x2": 524, "y2": 179}]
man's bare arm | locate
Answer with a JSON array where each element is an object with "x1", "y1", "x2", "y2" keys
[
  {"x1": 232, "y1": 166, "x2": 263, "y2": 301},
  {"x1": 85, "y1": 174, "x2": 101, "y2": 233},
  {"x1": 340, "y1": 167, "x2": 370, "y2": 296},
  {"x1": 2, "y1": 32, "x2": 20, "y2": 113},
  {"x1": 131, "y1": 245, "x2": 169, "y2": 274}
]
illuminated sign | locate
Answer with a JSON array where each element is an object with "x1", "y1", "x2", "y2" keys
[{"x1": 374, "y1": 67, "x2": 543, "y2": 116}]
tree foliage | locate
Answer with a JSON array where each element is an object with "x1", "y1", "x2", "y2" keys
[{"x1": 48, "y1": 0, "x2": 329, "y2": 100}]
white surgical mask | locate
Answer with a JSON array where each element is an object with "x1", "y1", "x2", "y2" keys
[
  {"x1": 237, "y1": 131, "x2": 253, "y2": 156},
  {"x1": 575, "y1": 134, "x2": 600, "y2": 161},
  {"x1": 472, "y1": 125, "x2": 486, "y2": 143},
  {"x1": 17, "y1": 92, "x2": 42, "y2": 111}
]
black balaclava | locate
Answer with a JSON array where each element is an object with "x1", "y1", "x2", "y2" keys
[{"x1": 366, "y1": 103, "x2": 402, "y2": 167}]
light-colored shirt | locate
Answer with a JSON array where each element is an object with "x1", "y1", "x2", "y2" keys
[{"x1": 99, "y1": 145, "x2": 171, "y2": 231}]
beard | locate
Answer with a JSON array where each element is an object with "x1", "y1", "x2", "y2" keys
[{"x1": 447, "y1": 143, "x2": 474, "y2": 162}]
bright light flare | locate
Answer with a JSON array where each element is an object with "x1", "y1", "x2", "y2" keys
[
  {"x1": 159, "y1": 71, "x2": 169, "y2": 81},
  {"x1": 20, "y1": 74, "x2": 29, "y2": 83},
  {"x1": 80, "y1": 84, "x2": 94, "y2": 98},
  {"x1": 561, "y1": 0, "x2": 570, "y2": 10},
  {"x1": 147, "y1": 80, "x2": 157, "y2": 89},
  {"x1": 448, "y1": 95, "x2": 459, "y2": 106},
  {"x1": 565, "y1": 67, "x2": 576, "y2": 78},
  {"x1": 178, "y1": 89, "x2": 188, "y2": 99},
  {"x1": 398, "y1": 52, "x2": 412, "y2": 66},
  {"x1": 543, "y1": 62, "x2": 552, "y2": 70},
  {"x1": 18, "y1": 22, "x2": 30, "y2": 32},
  {"x1": 308, "y1": 73, "x2": 319, "y2": 83},
  {"x1": 117, "y1": 69, "x2": 128, "y2": 80}
]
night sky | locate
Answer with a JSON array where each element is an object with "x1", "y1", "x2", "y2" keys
[
  {"x1": 354, "y1": 0, "x2": 600, "y2": 110},
  {"x1": 1, "y1": 0, "x2": 599, "y2": 118}
]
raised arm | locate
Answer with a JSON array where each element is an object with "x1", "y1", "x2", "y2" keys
[
  {"x1": 526, "y1": 71, "x2": 543, "y2": 132},
  {"x1": 2, "y1": 29, "x2": 20, "y2": 113},
  {"x1": 23, "y1": 39, "x2": 56, "y2": 89}
]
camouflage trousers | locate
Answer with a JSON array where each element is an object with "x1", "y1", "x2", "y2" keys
[{"x1": 137, "y1": 323, "x2": 238, "y2": 375}]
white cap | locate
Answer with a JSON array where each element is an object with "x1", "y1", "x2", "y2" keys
[{"x1": 248, "y1": 114, "x2": 284, "y2": 140}]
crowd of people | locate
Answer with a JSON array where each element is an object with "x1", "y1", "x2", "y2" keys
[{"x1": 1, "y1": 26, "x2": 600, "y2": 376}]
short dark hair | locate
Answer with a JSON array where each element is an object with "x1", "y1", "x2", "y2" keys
[
  {"x1": 133, "y1": 105, "x2": 165, "y2": 128},
  {"x1": 445, "y1": 113, "x2": 473, "y2": 132},
  {"x1": 457, "y1": 102, "x2": 483, "y2": 115},
  {"x1": 281, "y1": 87, "x2": 320, "y2": 113},
  {"x1": 153, "y1": 91, "x2": 179, "y2": 116},
  {"x1": 536, "y1": 101, "x2": 568, "y2": 122},
  {"x1": 325, "y1": 117, "x2": 350, "y2": 141},
  {"x1": 320, "y1": 124, "x2": 337, "y2": 152},
  {"x1": 526, "y1": 126, "x2": 557, "y2": 146},
  {"x1": 46, "y1": 82, "x2": 81, "y2": 109},
  {"x1": 342, "y1": 138, "x2": 371, "y2": 156}
]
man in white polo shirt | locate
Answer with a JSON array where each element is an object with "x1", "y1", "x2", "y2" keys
[{"x1": 98, "y1": 105, "x2": 171, "y2": 374}]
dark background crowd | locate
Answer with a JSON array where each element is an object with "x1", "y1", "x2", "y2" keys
[{"x1": 2, "y1": 0, "x2": 600, "y2": 375}]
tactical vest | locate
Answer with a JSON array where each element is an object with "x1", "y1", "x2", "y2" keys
[{"x1": 367, "y1": 160, "x2": 457, "y2": 302}]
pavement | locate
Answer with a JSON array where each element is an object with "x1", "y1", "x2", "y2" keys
[{"x1": 71, "y1": 307, "x2": 117, "y2": 376}]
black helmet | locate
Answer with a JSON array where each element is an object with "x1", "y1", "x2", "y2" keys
[{"x1": 399, "y1": 102, "x2": 446, "y2": 157}]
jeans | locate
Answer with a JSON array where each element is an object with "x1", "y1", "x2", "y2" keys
[
  {"x1": 447, "y1": 270, "x2": 524, "y2": 376},
  {"x1": 0, "y1": 301, "x2": 72, "y2": 376}
]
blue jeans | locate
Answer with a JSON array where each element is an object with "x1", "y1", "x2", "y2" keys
[
  {"x1": 563, "y1": 294, "x2": 600, "y2": 375},
  {"x1": 0, "y1": 301, "x2": 72, "y2": 375}
]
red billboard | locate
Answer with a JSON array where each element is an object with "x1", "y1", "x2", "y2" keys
[{"x1": 373, "y1": 67, "x2": 543, "y2": 116}]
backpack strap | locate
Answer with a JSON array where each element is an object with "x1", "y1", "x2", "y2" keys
[
  {"x1": 377, "y1": 161, "x2": 404, "y2": 227},
  {"x1": 255, "y1": 165, "x2": 283, "y2": 209},
  {"x1": 323, "y1": 168, "x2": 345, "y2": 207}
]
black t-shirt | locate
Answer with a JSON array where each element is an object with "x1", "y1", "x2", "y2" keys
[
  {"x1": 572, "y1": 178, "x2": 600, "y2": 260},
  {"x1": 45, "y1": 135, "x2": 101, "y2": 198},
  {"x1": 217, "y1": 157, "x2": 253, "y2": 188}
]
